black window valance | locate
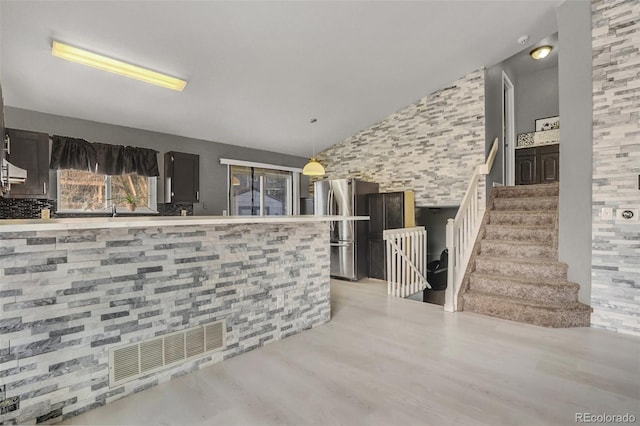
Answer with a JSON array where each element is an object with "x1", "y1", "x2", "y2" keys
[{"x1": 50, "y1": 135, "x2": 159, "y2": 177}]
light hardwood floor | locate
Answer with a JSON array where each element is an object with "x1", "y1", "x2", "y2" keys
[{"x1": 62, "y1": 279, "x2": 640, "y2": 426}]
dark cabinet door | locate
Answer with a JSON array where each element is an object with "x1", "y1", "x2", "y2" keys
[
  {"x1": 384, "y1": 192, "x2": 404, "y2": 229},
  {"x1": 515, "y1": 148, "x2": 537, "y2": 185},
  {"x1": 6, "y1": 128, "x2": 50, "y2": 198},
  {"x1": 367, "y1": 194, "x2": 384, "y2": 234},
  {"x1": 366, "y1": 192, "x2": 407, "y2": 279},
  {"x1": 165, "y1": 151, "x2": 199, "y2": 203},
  {"x1": 515, "y1": 145, "x2": 559, "y2": 185},
  {"x1": 368, "y1": 239, "x2": 386, "y2": 280},
  {"x1": 539, "y1": 146, "x2": 560, "y2": 183}
]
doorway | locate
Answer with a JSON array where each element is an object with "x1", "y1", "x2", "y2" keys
[{"x1": 502, "y1": 71, "x2": 515, "y2": 186}]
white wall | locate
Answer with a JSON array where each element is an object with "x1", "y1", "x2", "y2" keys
[
  {"x1": 484, "y1": 62, "x2": 517, "y2": 190},
  {"x1": 515, "y1": 66, "x2": 559, "y2": 135},
  {"x1": 557, "y1": 0, "x2": 593, "y2": 305},
  {"x1": 5, "y1": 107, "x2": 309, "y2": 215}
]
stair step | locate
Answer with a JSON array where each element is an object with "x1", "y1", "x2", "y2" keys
[
  {"x1": 485, "y1": 225, "x2": 554, "y2": 243},
  {"x1": 462, "y1": 292, "x2": 591, "y2": 328},
  {"x1": 469, "y1": 272, "x2": 579, "y2": 303},
  {"x1": 493, "y1": 196, "x2": 558, "y2": 211},
  {"x1": 480, "y1": 239, "x2": 555, "y2": 259},
  {"x1": 474, "y1": 255, "x2": 568, "y2": 280},
  {"x1": 489, "y1": 210, "x2": 555, "y2": 226},
  {"x1": 458, "y1": 184, "x2": 587, "y2": 328},
  {"x1": 494, "y1": 183, "x2": 559, "y2": 198}
]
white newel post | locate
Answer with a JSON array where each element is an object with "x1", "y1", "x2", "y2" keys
[{"x1": 444, "y1": 218, "x2": 455, "y2": 312}]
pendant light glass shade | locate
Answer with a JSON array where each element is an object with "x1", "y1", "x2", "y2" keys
[{"x1": 303, "y1": 158, "x2": 325, "y2": 176}]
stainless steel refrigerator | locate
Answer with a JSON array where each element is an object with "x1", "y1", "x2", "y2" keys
[{"x1": 314, "y1": 179, "x2": 379, "y2": 280}]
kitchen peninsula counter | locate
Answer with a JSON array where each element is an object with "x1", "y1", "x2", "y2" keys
[
  {"x1": 0, "y1": 215, "x2": 365, "y2": 424},
  {"x1": 0, "y1": 214, "x2": 368, "y2": 232}
]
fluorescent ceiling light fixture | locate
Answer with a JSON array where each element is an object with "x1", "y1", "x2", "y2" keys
[
  {"x1": 530, "y1": 45, "x2": 552, "y2": 60},
  {"x1": 51, "y1": 41, "x2": 187, "y2": 91}
]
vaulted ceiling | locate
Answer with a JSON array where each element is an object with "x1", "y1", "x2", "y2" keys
[{"x1": 0, "y1": 1, "x2": 560, "y2": 156}]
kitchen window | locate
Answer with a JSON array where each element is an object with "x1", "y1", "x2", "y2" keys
[
  {"x1": 57, "y1": 169, "x2": 157, "y2": 213},
  {"x1": 221, "y1": 159, "x2": 301, "y2": 216}
]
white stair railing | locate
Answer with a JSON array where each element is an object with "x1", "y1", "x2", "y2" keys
[
  {"x1": 445, "y1": 138, "x2": 499, "y2": 312},
  {"x1": 383, "y1": 226, "x2": 428, "y2": 298}
]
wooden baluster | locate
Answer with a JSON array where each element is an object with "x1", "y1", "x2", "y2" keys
[
  {"x1": 404, "y1": 234, "x2": 409, "y2": 296},
  {"x1": 411, "y1": 231, "x2": 416, "y2": 294},
  {"x1": 391, "y1": 239, "x2": 396, "y2": 296},
  {"x1": 400, "y1": 236, "x2": 405, "y2": 297},
  {"x1": 419, "y1": 229, "x2": 427, "y2": 284},
  {"x1": 419, "y1": 230, "x2": 423, "y2": 290},
  {"x1": 408, "y1": 234, "x2": 412, "y2": 294},
  {"x1": 397, "y1": 239, "x2": 400, "y2": 297},
  {"x1": 386, "y1": 239, "x2": 391, "y2": 295},
  {"x1": 396, "y1": 237, "x2": 401, "y2": 297}
]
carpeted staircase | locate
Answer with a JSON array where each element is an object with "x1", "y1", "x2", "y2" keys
[{"x1": 460, "y1": 183, "x2": 591, "y2": 327}]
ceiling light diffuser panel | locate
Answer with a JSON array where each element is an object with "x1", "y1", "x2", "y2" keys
[{"x1": 51, "y1": 41, "x2": 187, "y2": 91}]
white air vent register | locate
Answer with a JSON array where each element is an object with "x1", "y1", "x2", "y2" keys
[{"x1": 109, "y1": 320, "x2": 226, "y2": 387}]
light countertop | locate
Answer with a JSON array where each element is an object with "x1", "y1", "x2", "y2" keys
[{"x1": 0, "y1": 215, "x2": 369, "y2": 232}]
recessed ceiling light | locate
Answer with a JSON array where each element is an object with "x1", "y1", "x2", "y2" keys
[
  {"x1": 51, "y1": 41, "x2": 187, "y2": 91},
  {"x1": 530, "y1": 45, "x2": 553, "y2": 60}
]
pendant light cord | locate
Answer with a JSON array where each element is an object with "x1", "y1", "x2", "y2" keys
[{"x1": 311, "y1": 118, "x2": 317, "y2": 157}]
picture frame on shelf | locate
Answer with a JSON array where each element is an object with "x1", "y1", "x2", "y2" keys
[{"x1": 535, "y1": 115, "x2": 560, "y2": 131}]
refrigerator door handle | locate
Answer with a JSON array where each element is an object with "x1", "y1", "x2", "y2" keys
[
  {"x1": 330, "y1": 241, "x2": 353, "y2": 247},
  {"x1": 330, "y1": 188, "x2": 335, "y2": 215},
  {"x1": 328, "y1": 188, "x2": 335, "y2": 231}
]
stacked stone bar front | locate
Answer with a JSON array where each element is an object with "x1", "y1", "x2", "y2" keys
[{"x1": 0, "y1": 222, "x2": 330, "y2": 424}]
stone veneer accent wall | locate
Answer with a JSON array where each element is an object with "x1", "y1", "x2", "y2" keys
[
  {"x1": 314, "y1": 68, "x2": 485, "y2": 206},
  {"x1": 591, "y1": 0, "x2": 640, "y2": 336},
  {"x1": 0, "y1": 222, "x2": 330, "y2": 423}
]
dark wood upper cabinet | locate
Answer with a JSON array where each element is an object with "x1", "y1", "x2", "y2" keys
[
  {"x1": 164, "y1": 151, "x2": 200, "y2": 203},
  {"x1": 515, "y1": 144, "x2": 559, "y2": 185},
  {"x1": 5, "y1": 128, "x2": 50, "y2": 199}
]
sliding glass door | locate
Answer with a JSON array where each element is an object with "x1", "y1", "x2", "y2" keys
[{"x1": 229, "y1": 166, "x2": 292, "y2": 216}]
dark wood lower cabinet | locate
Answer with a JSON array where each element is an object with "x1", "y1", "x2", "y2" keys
[
  {"x1": 515, "y1": 144, "x2": 559, "y2": 185},
  {"x1": 540, "y1": 149, "x2": 560, "y2": 183},
  {"x1": 368, "y1": 239, "x2": 386, "y2": 280},
  {"x1": 515, "y1": 150, "x2": 537, "y2": 185}
]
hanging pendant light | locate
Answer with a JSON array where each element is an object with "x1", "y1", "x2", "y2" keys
[
  {"x1": 303, "y1": 118, "x2": 325, "y2": 176},
  {"x1": 302, "y1": 158, "x2": 325, "y2": 176}
]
